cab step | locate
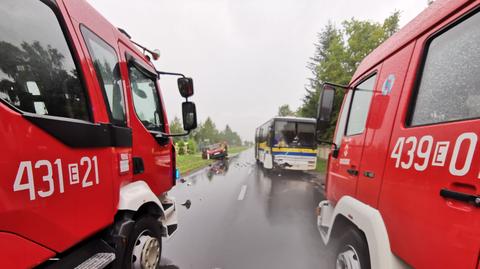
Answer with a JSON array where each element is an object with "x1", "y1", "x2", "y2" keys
[
  {"x1": 74, "y1": 253, "x2": 115, "y2": 269},
  {"x1": 42, "y1": 239, "x2": 115, "y2": 269}
]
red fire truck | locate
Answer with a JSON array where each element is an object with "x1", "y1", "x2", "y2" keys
[
  {"x1": 0, "y1": 0, "x2": 197, "y2": 268},
  {"x1": 315, "y1": 0, "x2": 480, "y2": 268}
]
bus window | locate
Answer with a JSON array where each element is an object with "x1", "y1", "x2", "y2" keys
[
  {"x1": 273, "y1": 121, "x2": 316, "y2": 148},
  {"x1": 297, "y1": 123, "x2": 315, "y2": 147},
  {"x1": 274, "y1": 121, "x2": 296, "y2": 147}
]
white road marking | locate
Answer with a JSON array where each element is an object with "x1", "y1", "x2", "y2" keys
[{"x1": 237, "y1": 185, "x2": 247, "y2": 201}]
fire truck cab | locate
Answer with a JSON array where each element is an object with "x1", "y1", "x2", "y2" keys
[
  {"x1": 315, "y1": 0, "x2": 480, "y2": 268},
  {"x1": 0, "y1": 0, "x2": 197, "y2": 268}
]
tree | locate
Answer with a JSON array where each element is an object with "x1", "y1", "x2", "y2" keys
[
  {"x1": 342, "y1": 11, "x2": 400, "y2": 73},
  {"x1": 194, "y1": 117, "x2": 219, "y2": 144},
  {"x1": 190, "y1": 117, "x2": 243, "y2": 147},
  {"x1": 169, "y1": 116, "x2": 184, "y2": 143},
  {"x1": 186, "y1": 138, "x2": 197, "y2": 154},
  {"x1": 277, "y1": 104, "x2": 296, "y2": 117},
  {"x1": 298, "y1": 12, "x2": 400, "y2": 139},
  {"x1": 219, "y1": 125, "x2": 242, "y2": 146},
  {"x1": 298, "y1": 22, "x2": 347, "y2": 118},
  {"x1": 177, "y1": 140, "x2": 186, "y2": 155}
]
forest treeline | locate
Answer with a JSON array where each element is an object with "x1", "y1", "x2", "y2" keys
[
  {"x1": 279, "y1": 12, "x2": 400, "y2": 139},
  {"x1": 169, "y1": 116, "x2": 245, "y2": 154}
]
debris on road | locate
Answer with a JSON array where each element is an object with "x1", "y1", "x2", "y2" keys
[{"x1": 181, "y1": 200, "x2": 192, "y2": 209}]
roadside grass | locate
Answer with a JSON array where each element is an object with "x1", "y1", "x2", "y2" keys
[
  {"x1": 316, "y1": 157, "x2": 327, "y2": 173},
  {"x1": 176, "y1": 146, "x2": 250, "y2": 175},
  {"x1": 228, "y1": 146, "x2": 249, "y2": 155},
  {"x1": 176, "y1": 153, "x2": 213, "y2": 175}
]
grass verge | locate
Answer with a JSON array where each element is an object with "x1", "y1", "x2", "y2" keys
[
  {"x1": 176, "y1": 153, "x2": 213, "y2": 175},
  {"x1": 316, "y1": 157, "x2": 327, "y2": 173},
  {"x1": 228, "y1": 146, "x2": 249, "y2": 155}
]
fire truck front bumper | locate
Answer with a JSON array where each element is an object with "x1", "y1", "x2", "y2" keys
[
  {"x1": 316, "y1": 200, "x2": 334, "y2": 243},
  {"x1": 159, "y1": 195, "x2": 178, "y2": 238}
]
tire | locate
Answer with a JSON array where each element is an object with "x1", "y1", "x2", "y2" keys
[
  {"x1": 123, "y1": 216, "x2": 163, "y2": 269},
  {"x1": 262, "y1": 165, "x2": 274, "y2": 176},
  {"x1": 332, "y1": 228, "x2": 370, "y2": 269}
]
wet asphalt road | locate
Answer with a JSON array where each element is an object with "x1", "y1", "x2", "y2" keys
[{"x1": 160, "y1": 148, "x2": 329, "y2": 269}]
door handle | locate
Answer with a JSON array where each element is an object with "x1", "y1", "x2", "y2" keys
[
  {"x1": 346, "y1": 168, "x2": 359, "y2": 176},
  {"x1": 132, "y1": 157, "x2": 144, "y2": 175},
  {"x1": 363, "y1": 171, "x2": 375, "y2": 178},
  {"x1": 440, "y1": 188, "x2": 480, "y2": 207}
]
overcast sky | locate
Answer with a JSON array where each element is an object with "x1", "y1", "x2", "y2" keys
[{"x1": 87, "y1": 0, "x2": 426, "y2": 141}]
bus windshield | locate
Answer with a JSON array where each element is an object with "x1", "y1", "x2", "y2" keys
[{"x1": 273, "y1": 121, "x2": 316, "y2": 148}]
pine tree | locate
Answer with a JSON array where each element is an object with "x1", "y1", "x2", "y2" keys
[{"x1": 298, "y1": 13, "x2": 400, "y2": 139}]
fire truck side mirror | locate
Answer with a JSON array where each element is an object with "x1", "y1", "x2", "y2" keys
[
  {"x1": 316, "y1": 84, "x2": 335, "y2": 134},
  {"x1": 182, "y1": 101, "x2": 197, "y2": 131},
  {"x1": 178, "y1": 77, "x2": 194, "y2": 98}
]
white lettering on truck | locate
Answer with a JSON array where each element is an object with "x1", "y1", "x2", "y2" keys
[
  {"x1": 13, "y1": 156, "x2": 100, "y2": 201},
  {"x1": 390, "y1": 132, "x2": 478, "y2": 177}
]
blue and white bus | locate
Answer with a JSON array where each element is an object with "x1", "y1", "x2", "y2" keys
[{"x1": 255, "y1": 117, "x2": 317, "y2": 171}]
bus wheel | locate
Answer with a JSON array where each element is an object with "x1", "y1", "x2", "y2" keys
[
  {"x1": 334, "y1": 228, "x2": 370, "y2": 269},
  {"x1": 123, "y1": 216, "x2": 162, "y2": 269}
]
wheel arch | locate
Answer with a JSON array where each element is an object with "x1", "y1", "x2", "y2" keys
[
  {"x1": 117, "y1": 180, "x2": 165, "y2": 216},
  {"x1": 108, "y1": 181, "x2": 172, "y2": 268},
  {"x1": 328, "y1": 214, "x2": 365, "y2": 244},
  {"x1": 133, "y1": 202, "x2": 163, "y2": 220},
  {"x1": 321, "y1": 196, "x2": 410, "y2": 269}
]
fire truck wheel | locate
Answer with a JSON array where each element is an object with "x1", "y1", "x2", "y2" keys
[
  {"x1": 333, "y1": 228, "x2": 370, "y2": 269},
  {"x1": 124, "y1": 216, "x2": 163, "y2": 269}
]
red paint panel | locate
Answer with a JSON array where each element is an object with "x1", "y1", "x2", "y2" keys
[
  {"x1": 327, "y1": 65, "x2": 381, "y2": 204},
  {"x1": 379, "y1": 4, "x2": 480, "y2": 267},
  {"x1": 0, "y1": 232, "x2": 54, "y2": 269},
  {"x1": 355, "y1": 42, "x2": 415, "y2": 207},
  {"x1": 118, "y1": 42, "x2": 174, "y2": 196},
  {"x1": 0, "y1": 105, "x2": 116, "y2": 252}
]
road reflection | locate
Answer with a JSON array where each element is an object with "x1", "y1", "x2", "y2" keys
[
  {"x1": 254, "y1": 167, "x2": 324, "y2": 226},
  {"x1": 207, "y1": 158, "x2": 230, "y2": 180},
  {"x1": 160, "y1": 150, "x2": 328, "y2": 269}
]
